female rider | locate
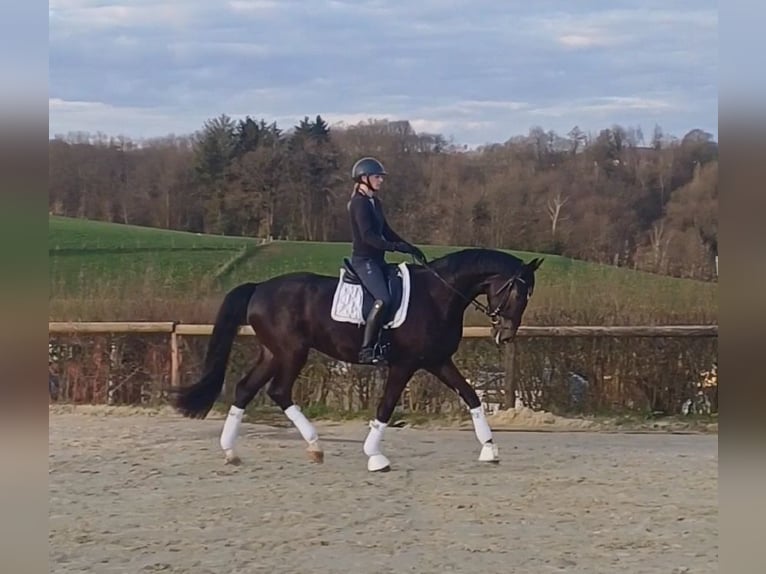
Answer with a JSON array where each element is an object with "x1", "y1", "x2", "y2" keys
[{"x1": 347, "y1": 156, "x2": 426, "y2": 364}]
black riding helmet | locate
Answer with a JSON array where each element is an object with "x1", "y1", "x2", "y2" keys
[{"x1": 351, "y1": 157, "x2": 387, "y2": 182}]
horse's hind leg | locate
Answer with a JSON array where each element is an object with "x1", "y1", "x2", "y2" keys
[
  {"x1": 220, "y1": 346, "x2": 276, "y2": 465},
  {"x1": 266, "y1": 349, "x2": 324, "y2": 463},
  {"x1": 427, "y1": 359, "x2": 499, "y2": 463}
]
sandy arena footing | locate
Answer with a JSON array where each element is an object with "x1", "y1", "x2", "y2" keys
[{"x1": 49, "y1": 409, "x2": 718, "y2": 573}]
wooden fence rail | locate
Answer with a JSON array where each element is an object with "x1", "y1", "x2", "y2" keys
[
  {"x1": 49, "y1": 322, "x2": 718, "y2": 337},
  {"x1": 48, "y1": 322, "x2": 718, "y2": 390}
]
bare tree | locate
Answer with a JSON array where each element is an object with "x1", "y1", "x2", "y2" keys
[
  {"x1": 47, "y1": 118, "x2": 718, "y2": 279},
  {"x1": 648, "y1": 221, "x2": 671, "y2": 273},
  {"x1": 546, "y1": 191, "x2": 570, "y2": 237}
]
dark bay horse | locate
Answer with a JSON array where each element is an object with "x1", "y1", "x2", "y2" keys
[{"x1": 172, "y1": 248, "x2": 542, "y2": 472}]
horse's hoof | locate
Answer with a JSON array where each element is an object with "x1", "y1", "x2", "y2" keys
[
  {"x1": 307, "y1": 448, "x2": 324, "y2": 464},
  {"x1": 478, "y1": 442, "x2": 499, "y2": 463},
  {"x1": 224, "y1": 450, "x2": 242, "y2": 466},
  {"x1": 367, "y1": 454, "x2": 391, "y2": 472}
]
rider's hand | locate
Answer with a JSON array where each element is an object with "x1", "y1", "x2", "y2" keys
[
  {"x1": 394, "y1": 241, "x2": 414, "y2": 254},
  {"x1": 411, "y1": 246, "x2": 427, "y2": 264},
  {"x1": 396, "y1": 242, "x2": 426, "y2": 264}
]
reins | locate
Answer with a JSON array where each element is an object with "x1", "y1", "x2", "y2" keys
[{"x1": 414, "y1": 257, "x2": 523, "y2": 325}]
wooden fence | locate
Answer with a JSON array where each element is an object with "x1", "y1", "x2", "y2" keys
[{"x1": 49, "y1": 322, "x2": 718, "y2": 393}]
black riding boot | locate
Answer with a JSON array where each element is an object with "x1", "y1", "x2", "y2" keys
[{"x1": 358, "y1": 300, "x2": 388, "y2": 365}]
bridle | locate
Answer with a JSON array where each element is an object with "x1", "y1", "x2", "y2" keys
[
  {"x1": 416, "y1": 258, "x2": 527, "y2": 326},
  {"x1": 486, "y1": 276, "x2": 528, "y2": 325}
]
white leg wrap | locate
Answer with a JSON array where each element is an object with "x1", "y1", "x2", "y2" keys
[
  {"x1": 470, "y1": 406, "x2": 493, "y2": 444},
  {"x1": 363, "y1": 419, "x2": 387, "y2": 456},
  {"x1": 220, "y1": 406, "x2": 244, "y2": 451},
  {"x1": 284, "y1": 405, "x2": 318, "y2": 444}
]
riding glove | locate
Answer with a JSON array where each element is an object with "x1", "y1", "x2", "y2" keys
[{"x1": 395, "y1": 242, "x2": 427, "y2": 264}]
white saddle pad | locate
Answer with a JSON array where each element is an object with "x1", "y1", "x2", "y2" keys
[{"x1": 330, "y1": 262, "x2": 411, "y2": 329}]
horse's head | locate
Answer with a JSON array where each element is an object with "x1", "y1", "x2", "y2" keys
[{"x1": 486, "y1": 257, "x2": 543, "y2": 345}]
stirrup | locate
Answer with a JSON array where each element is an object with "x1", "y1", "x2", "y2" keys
[{"x1": 358, "y1": 345, "x2": 388, "y2": 365}]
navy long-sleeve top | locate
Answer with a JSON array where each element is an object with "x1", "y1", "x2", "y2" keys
[{"x1": 348, "y1": 191, "x2": 405, "y2": 262}]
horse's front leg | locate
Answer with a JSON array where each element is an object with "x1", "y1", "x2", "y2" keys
[
  {"x1": 427, "y1": 359, "x2": 499, "y2": 463},
  {"x1": 364, "y1": 363, "x2": 416, "y2": 472}
]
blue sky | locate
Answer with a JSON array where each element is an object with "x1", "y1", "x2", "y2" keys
[{"x1": 48, "y1": 0, "x2": 718, "y2": 147}]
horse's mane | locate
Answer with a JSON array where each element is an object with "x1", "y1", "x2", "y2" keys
[{"x1": 427, "y1": 248, "x2": 524, "y2": 279}]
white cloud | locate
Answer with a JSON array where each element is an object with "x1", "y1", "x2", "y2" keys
[
  {"x1": 529, "y1": 96, "x2": 676, "y2": 119},
  {"x1": 48, "y1": 98, "x2": 209, "y2": 138},
  {"x1": 50, "y1": 0, "x2": 205, "y2": 30},
  {"x1": 48, "y1": 1, "x2": 719, "y2": 145},
  {"x1": 226, "y1": 0, "x2": 282, "y2": 15},
  {"x1": 557, "y1": 34, "x2": 618, "y2": 49},
  {"x1": 168, "y1": 41, "x2": 273, "y2": 59},
  {"x1": 531, "y1": 7, "x2": 717, "y2": 51},
  {"x1": 449, "y1": 100, "x2": 530, "y2": 113}
]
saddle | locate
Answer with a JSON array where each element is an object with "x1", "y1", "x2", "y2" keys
[
  {"x1": 341, "y1": 258, "x2": 404, "y2": 324},
  {"x1": 330, "y1": 258, "x2": 411, "y2": 329}
]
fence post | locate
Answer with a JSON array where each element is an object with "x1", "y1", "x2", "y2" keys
[
  {"x1": 503, "y1": 342, "x2": 517, "y2": 409},
  {"x1": 170, "y1": 323, "x2": 179, "y2": 388}
]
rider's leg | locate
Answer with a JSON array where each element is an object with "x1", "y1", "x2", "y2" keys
[
  {"x1": 352, "y1": 257, "x2": 392, "y2": 364},
  {"x1": 360, "y1": 300, "x2": 387, "y2": 361}
]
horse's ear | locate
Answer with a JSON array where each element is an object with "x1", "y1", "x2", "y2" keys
[{"x1": 527, "y1": 257, "x2": 544, "y2": 271}]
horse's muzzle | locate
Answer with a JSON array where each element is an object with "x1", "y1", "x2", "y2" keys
[{"x1": 491, "y1": 322, "x2": 517, "y2": 346}]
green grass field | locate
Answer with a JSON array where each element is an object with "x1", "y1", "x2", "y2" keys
[
  {"x1": 50, "y1": 216, "x2": 256, "y2": 290},
  {"x1": 49, "y1": 216, "x2": 718, "y2": 325}
]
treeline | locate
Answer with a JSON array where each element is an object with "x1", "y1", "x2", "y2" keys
[{"x1": 48, "y1": 115, "x2": 718, "y2": 279}]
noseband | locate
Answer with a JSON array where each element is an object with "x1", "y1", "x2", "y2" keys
[{"x1": 487, "y1": 276, "x2": 527, "y2": 326}]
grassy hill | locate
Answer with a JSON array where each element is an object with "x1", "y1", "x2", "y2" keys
[
  {"x1": 49, "y1": 216, "x2": 717, "y2": 325},
  {"x1": 49, "y1": 216, "x2": 257, "y2": 289}
]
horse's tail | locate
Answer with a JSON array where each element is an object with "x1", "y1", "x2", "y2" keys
[{"x1": 173, "y1": 282, "x2": 258, "y2": 419}]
